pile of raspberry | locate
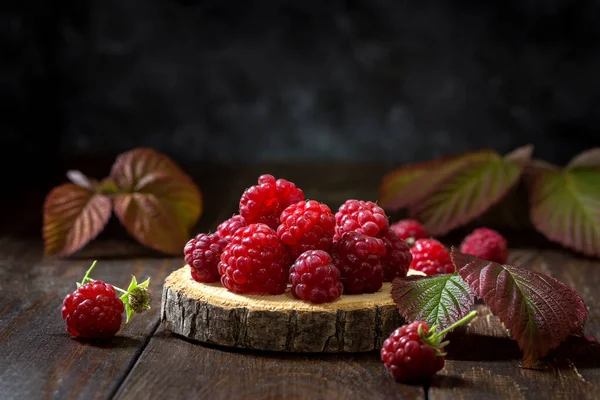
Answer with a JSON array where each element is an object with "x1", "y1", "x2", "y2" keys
[
  {"x1": 183, "y1": 174, "x2": 509, "y2": 305},
  {"x1": 183, "y1": 174, "x2": 414, "y2": 304}
]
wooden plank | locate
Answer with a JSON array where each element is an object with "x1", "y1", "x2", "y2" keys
[
  {"x1": 429, "y1": 249, "x2": 600, "y2": 399},
  {"x1": 112, "y1": 326, "x2": 425, "y2": 400},
  {"x1": 0, "y1": 248, "x2": 179, "y2": 400},
  {"x1": 0, "y1": 164, "x2": 246, "y2": 400}
]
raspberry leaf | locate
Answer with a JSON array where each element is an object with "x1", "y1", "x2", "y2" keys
[
  {"x1": 43, "y1": 184, "x2": 111, "y2": 256},
  {"x1": 110, "y1": 148, "x2": 203, "y2": 255},
  {"x1": 452, "y1": 249, "x2": 588, "y2": 367},
  {"x1": 391, "y1": 273, "x2": 475, "y2": 331},
  {"x1": 529, "y1": 151, "x2": 600, "y2": 257},
  {"x1": 379, "y1": 150, "x2": 496, "y2": 210},
  {"x1": 410, "y1": 145, "x2": 532, "y2": 235}
]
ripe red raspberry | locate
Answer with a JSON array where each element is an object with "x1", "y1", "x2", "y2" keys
[
  {"x1": 218, "y1": 223, "x2": 290, "y2": 294},
  {"x1": 378, "y1": 229, "x2": 412, "y2": 282},
  {"x1": 409, "y1": 238, "x2": 455, "y2": 275},
  {"x1": 390, "y1": 219, "x2": 428, "y2": 243},
  {"x1": 289, "y1": 250, "x2": 343, "y2": 303},
  {"x1": 184, "y1": 233, "x2": 228, "y2": 283},
  {"x1": 460, "y1": 227, "x2": 508, "y2": 264},
  {"x1": 334, "y1": 199, "x2": 389, "y2": 241},
  {"x1": 331, "y1": 231, "x2": 385, "y2": 294},
  {"x1": 277, "y1": 200, "x2": 335, "y2": 259},
  {"x1": 217, "y1": 215, "x2": 247, "y2": 242},
  {"x1": 62, "y1": 280, "x2": 124, "y2": 339},
  {"x1": 239, "y1": 174, "x2": 304, "y2": 229},
  {"x1": 381, "y1": 321, "x2": 445, "y2": 381}
]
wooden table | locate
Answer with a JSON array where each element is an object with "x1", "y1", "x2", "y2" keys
[{"x1": 1, "y1": 164, "x2": 599, "y2": 399}]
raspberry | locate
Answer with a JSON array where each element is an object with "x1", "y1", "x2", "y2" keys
[
  {"x1": 331, "y1": 231, "x2": 385, "y2": 294},
  {"x1": 334, "y1": 200, "x2": 389, "y2": 241},
  {"x1": 239, "y1": 174, "x2": 304, "y2": 229},
  {"x1": 390, "y1": 219, "x2": 428, "y2": 243},
  {"x1": 218, "y1": 223, "x2": 290, "y2": 294},
  {"x1": 380, "y1": 321, "x2": 445, "y2": 381},
  {"x1": 381, "y1": 311, "x2": 477, "y2": 381},
  {"x1": 409, "y1": 238, "x2": 455, "y2": 275},
  {"x1": 277, "y1": 200, "x2": 335, "y2": 259},
  {"x1": 184, "y1": 233, "x2": 228, "y2": 283},
  {"x1": 460, "y1": 227, "x2": 508, "y2": 264},
  {"x1": 378, "y1": 229, "x2": 412, "y2": 281},
  {"x1": 62, "y1": 280, "x2": 124, "y2": 339},
  {"x1": 289, "y1": 250, "x2": 343, "y2": 303},
  {"x1": 217, "y1": 215, "x2": 247, "y2": 242}
]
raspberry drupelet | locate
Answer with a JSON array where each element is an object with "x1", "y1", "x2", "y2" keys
[
  {"x1": 217, "y1": 215, "x2": 247, "y2": 242},
  {"x1": 277, "y1": 200, "x2": 336, "y2": 259},
  {"x1": 218, "y1": 223, "x2": 290, "y2": 295},
  {"x1": 289, "y1": 250, "x2": 343, "y2": 304},
  {"x1": 409, "y1": 238, "x2": 455, "y2": 275},
  {"x1": 331, "y1": 231, "x2": 386, "y2": 294},
  {"x1": 239, "y1": 174, "x2": 304, "y2": 229},
  {"x1": 334, "y1": 199, "x2": 389, "y2": 241},
  {"x1": 184, "y1": 233, "x2": 228, "y2": 283}
]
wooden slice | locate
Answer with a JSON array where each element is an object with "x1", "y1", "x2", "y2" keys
[{"x1": 161, "y1": 266, "x2": 404, "y2": 353}]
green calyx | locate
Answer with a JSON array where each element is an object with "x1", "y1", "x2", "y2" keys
[
  {"x1": 78, "y1": 260, "x2": 152, "y2": 323},
  {"x1": 118, "y1": 276, "x2": 152, "y2": 323},
  {"x1": 418, "y1": 310, "x2": 478, "y2": 356}
]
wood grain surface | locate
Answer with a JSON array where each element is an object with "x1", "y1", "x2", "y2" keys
[
  {"x1": 161, "y1": 267, "x2": 402, "y2": 352},
  {"x1": 1, "y1": 163, "x2": 599, "y2": 400}
]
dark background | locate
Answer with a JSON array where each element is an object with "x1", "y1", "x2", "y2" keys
[{"x1": 3, "y1": 0, "x2": 600, "y2": 189}]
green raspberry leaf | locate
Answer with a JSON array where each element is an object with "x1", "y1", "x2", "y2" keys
[
  {"x1": 391, "y1": 273, "x2": 474, "y2": 331},
  {"x1": 409, "y1": 145, "x2": 532, "y2": 235},
  {"x1": 452, "y1": 249, "x2": 588, "y2": 367},
  {"x1": 378, "y1": 150, "x2": 497, "y2": 211},
  {"x1": 529, "y1": 149, "x2": 600, "y2": 257}
]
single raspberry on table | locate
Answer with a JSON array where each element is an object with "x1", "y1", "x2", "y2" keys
[
  {"x1": 381, "y1": 311, "x2": 477, "y2": 381},
  {"x1": 217, "y1": 215, "x2": 247, "y2": 242},
  {"x1": 409, "y1": 238, "x2": 455, "y2": 275},
  {"x1": 390, "y1": 219, "x2": 428, "y2": 244},
  {"x1": 289, "y1": 250, "x2": 343, "y2": 304},
  {"x1": 62, "y1": 261, "x2": 151, "y2": 339},
  {"x1": 378, "y1": 229, "x2": 412, "y2": 282},
  {"x1": 334, "y1": 200, "x2": 389, "y2": 241},
  {"x1": 331, "y1": 231, "x2": 386, "y2": 294},
  {"x1": 219, "y1": 223, "x2": 290, "y2": 295},
  {"x1": 239, "y1": 174, "x2": 304, "y2": 229},
  {"x1": 184, "y1": 233, "x2": 228, "y2": 283},
  {"x1": 278, "y1": 200, "x2": 335, "y2": 259},
  {"x1": 460, "y1": 227, "x2": 508, "y2": 264}
]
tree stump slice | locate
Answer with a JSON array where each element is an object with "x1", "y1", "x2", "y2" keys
[{"x1": 161, "y1": 266, "x2": 404, "y2": 352}]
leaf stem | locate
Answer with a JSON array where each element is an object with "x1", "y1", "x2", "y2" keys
[
  {"x1": 434, "y1": 310, "x2": 477, "y2": 338},
  {"x1": 79, "y1": 260, "x2": 98, "y2": 286}
]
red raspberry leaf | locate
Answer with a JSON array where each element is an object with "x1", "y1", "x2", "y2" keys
[
  {"x1": 391, "y1": 274, "x2": 474, "y2": 331},
  {"x1": 110, "y1": 148, "x2": 202, "y2": 255},
  {"x1": 566, "y1": 148, "x2": 600, "y2": 169},
  {"x1": 378, "y1": 150, "x2": 497, "y2": 211},
  {"x1": 529, "y1": 152, "x2": 600, "y2": 258},
  {"x1": 43, "y1": 184, "x2": 111, "y2": 256},
  {"x1": 452, "y1": 249, "x2": 588, "y2": 367},
  {"x1": 409, "y1": 145, "x2": 532, "y2": 235}
]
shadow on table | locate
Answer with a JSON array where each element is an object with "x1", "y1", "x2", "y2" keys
[{"x1": 50, "y1": 332, "x2": 143, "y2": 349}]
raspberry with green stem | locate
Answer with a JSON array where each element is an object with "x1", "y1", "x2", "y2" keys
[{"x1": 77, "y1": 260, "x2": 152, "y2": 322}]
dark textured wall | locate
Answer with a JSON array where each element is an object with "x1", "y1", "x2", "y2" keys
[{"x1": 3, "y1": 0, "x2": 600, "y2": 178}]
